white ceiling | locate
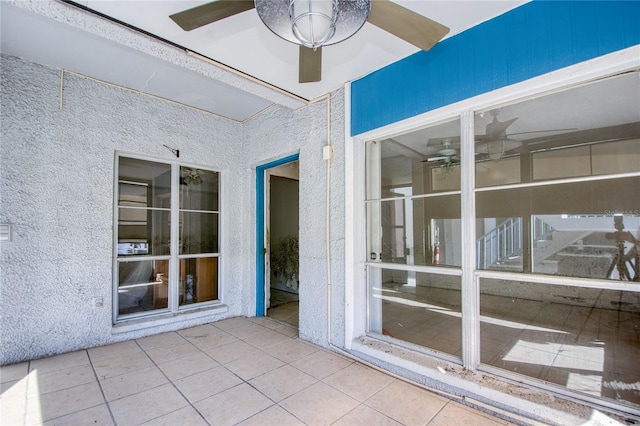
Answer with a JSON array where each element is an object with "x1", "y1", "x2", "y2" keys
[{"x1": 1, "y1": 1, "x2": 530, "y2": 121}]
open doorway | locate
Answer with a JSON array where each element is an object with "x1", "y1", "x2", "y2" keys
[{"x1": 265, "y1": 161, "x2": 299, "y2": 327}]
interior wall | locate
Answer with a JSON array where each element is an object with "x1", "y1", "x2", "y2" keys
[
  {"x1": 243, "y1": 92, "x2": 346, "y2": 348},
  {"x1": 0, "y1": 54, "x2": 247, "y2": 364}
]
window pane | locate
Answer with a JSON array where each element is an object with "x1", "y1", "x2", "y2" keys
[
  {"x1": 180, "y1": 167, "x2": 219, "y2": 211},
  {"x1": 366, "y1": 118, "x2": 462, "y2": 200},
  {"x1": 179, "y1": 257, "x2": 218, "y2": 306},
  {"x1": 180, "y1": 212, "x2": 218, "y2": 254},
  {"x1": 369, "y1": 268, "x2": 461, "y2": 358},
  {"x1": 118, "y1": 209, "x2": 170, "y2": 256},
  {"x1": 118, "y1": 158, "x2": 171, "y2": 209},
  {"x1": 480, "y1": 278, "x2": 640, "y2": 407},
  {"x1": 476, "y1": 177, "x2": 640, "y2": 279},
  {"x1": 118, "y1": 259, "x2": 169, "y2": 315},
  {"x1": 367, "y1": 195, "x2": 461, "y2": 267}
]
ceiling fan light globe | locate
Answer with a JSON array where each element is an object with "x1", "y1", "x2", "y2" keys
[
  {"x1": 290, "y1": 0, "x2": 337, "y2": 48},
  {"x1": 487, "y1": 140, "x2": 505, "y2": 161}
]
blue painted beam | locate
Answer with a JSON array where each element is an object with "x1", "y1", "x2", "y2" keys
[{"x1": 351, "y1": 1, "x2": 640, "y2": 136}]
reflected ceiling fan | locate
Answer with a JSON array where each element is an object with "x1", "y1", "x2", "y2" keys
[
  {"x1": 169, "y1": 0, "x2": 449, "y2": 83},
  {"x1": 182, "y1": 168, "x2": 204, "y2": 185},
  {"x1": 426, "y1": 139, "x2": 459, "y2": 167}
]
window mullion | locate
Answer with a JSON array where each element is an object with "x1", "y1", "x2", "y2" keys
[
  {"x1": 169, "y1": 163, "x2": 180, "y2": 312},
  {"x1": 460, "y1": 110, "x2": 479, "y2": 370}
]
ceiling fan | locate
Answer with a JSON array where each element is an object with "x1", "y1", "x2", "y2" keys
[
  {"x1": 182, "y1": 168, "x2": 204, "y2": 185},
  {"x1": 426, "y1": 139, "x2": 460, "y2": 167},
  {"x1": 169, "y1": 0, "x2": 449, "y2": 83}
]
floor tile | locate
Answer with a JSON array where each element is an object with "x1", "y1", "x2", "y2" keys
[
  {"x1": 42, "y1": 403, "x2": 114, "y2": 426},
  {"x1": 28, "y1": 364, "x2": 96, "y2": 395},
  {"x1": 26, "y1": 381, "x2": 105, "y2": 423},
  {"x1": 429, "y1": 401, "x2": 508, "y2": 425},
  {"x1": 212, "y1": 317, "x2": 255, "y2": 331},
  {"x1": 92, "y1": 353, "x2": 155, "y2": 381},
  {"x1": 0, "y1": 362, "x2": 29, "y2": 383},
  {"x1": 88, "y1": 340, "x2": 142, "y2": 363},
  {"x1": 29, "y1": 350, "x2": 90, "y2": 374},
  {"x1": 136, "y1": 331, "x2": 187, "y2": 351},
  {"x1": 279, "y1": 381, "x2": 359, "y2": 425},
  {"x1": 144, "y1": 341, "x2": 201, "y2": 364},
  {"x1": 238, "y1": 404, "x2": 305, "y2": 426},
  {"x1": 225, "y1": 322, "x2": 271, "y2": 339},
  {"x1": 290, "y1": 349, "x2": 353, "y2": 379},
  {"x1": 333, "y1": 404, "x2": 402, "y2": 426},
  {"x1": 242, "y1": 328, "x2": 294, "y2": 350},
  {"x1": 249, "y1": 365, "x2": 317, "y2": 402},
  {"x1": 194, "y1": 383, "x2": 273, "y2": 425},
  {"x1": 324, "y1": 363, "x2": 395, "y2": 402},
  {"x1": 100, "y1": 365, "x2": 168, "y2": 402},
  {"x1": 0, "y1": 377, "x2": 28, "y2": 425},
  {"x1": 174, "y1": 365, "x2": 243, "y2": 403},
  {"x1": 182, "y1": 329, "x2": 238, "y2": 351},
  {"x1": 263, "y1": 338, "x2": 318, "y2": 363},
  {"x1": 177, "y1": 324, "x2": 219, "y2": 339},
  {"x1": 108, "y1": 382, "x2": 188, "y2": 425},
  {"x1": 365, "y1": 380, "x2": 448, "y2": 426},
  {"x1": 140, "y1": 405, "x2": 208, "y2": 426},
  {"x1": 157, "y1": 351, "x2": 219, "y2": 381},
  {"x1": 205, "y1": 340, "x2": 260, "y2": 364},
  {"x1": 225, "y1": 352, "x2": 284, "y2": 381}
]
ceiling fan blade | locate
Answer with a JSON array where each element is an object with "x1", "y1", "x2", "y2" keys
[
  {"x1": 170, "y1": 1, "x2": 255, "y2": 31},
  {"x1": 299, "y1": 46, "x2": 322, "y2": 83},
  {"x1": 367, "y1": 0, "x2": 449, "y2": 52}
]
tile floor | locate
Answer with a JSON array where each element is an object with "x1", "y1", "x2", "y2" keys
[{"x1": 1, "y1": 317, "x2": 512, "y2": 426}]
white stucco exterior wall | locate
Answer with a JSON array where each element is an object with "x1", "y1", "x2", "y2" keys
[{"x1": 0, "y1": 54, "x2": 346, "y2": 364}]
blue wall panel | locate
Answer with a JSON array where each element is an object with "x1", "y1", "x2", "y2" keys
[{"x1": 351, "y1": 1, "x2": 640, "y2": 136}]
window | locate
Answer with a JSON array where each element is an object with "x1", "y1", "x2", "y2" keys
[
  {"x1": 364, "y1": 71, "x2": 640, "y2": 408},
  {"x1": 115, "y1": 156, "x2": 220, "y2": 320}
]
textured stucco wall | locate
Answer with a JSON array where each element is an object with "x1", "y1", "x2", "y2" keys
[
  {"x1": 0, "y1": 55, "x2": 240, "y2": 364},
  {"x1": 242, "y1": 92, "x2": 346, "y2": 348}
]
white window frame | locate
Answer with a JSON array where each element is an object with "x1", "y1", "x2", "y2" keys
[
  {"x1": 344, "y1": 46, "x2": 640, "y2": 403},
  {"x1": 113, "y1": 153, "x2": 222, "y2": 324}
]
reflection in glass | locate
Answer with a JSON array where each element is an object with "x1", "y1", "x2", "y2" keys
[
  {"x1": 180, "y1": 167, "x2": 219, "y2": 211},
  {"x1": 369, "y1": 269, "x2": 461, "y2": 357},
  {"x1": 367, "y1": 195, "x2": 461, "y2": 267},
  {"x1": 118, "y1": 158, "x2": 171, "y2": 208},
  {"x1": 179, "y1": 257, "x2": 218, "y2": 306},
  {"x1": 480, "y1": 278, "x2": 640, "y2": 407},
  {"x1": 180, "y1": 212, "x2": 218, "y2": 255},
  {"x1": 118, "y1": 259, "x2": 169, "y2": 315},
  {"x1": 118, "y1": 209, "x2": 170, "y2": 256}
]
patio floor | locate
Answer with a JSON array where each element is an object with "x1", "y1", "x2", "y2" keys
[{"x1": 1, "y1": 317, "x2": 514, "y2": 425}]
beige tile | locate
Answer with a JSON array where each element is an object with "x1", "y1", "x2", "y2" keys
[
  {"x1": 42, "y1": 403, "x2": 114, "y2": 426},
  {"x1": 429, "y1": 402, "x2": 507, "y2": 426},
  {"x1": 324, "y1": 363, "x2": 394, "y2": 402},
  {"x1": 1, "y1": 362, "x2": 29, "y2": 383},
  {"x1": 247, "y1": 316, "x2": 286, "y2": 330},
  {"x1": 290, "y1": 349, "x2": 353, "y2": 379},
  {"x1": 194, "y1": 383, "x2": 273, "y2": 425},
  {"x1": 264, "y1": 338, "x2": 318, "y2": 363},
  {"x1": 205, "y1": 340, "x2": 259, "y2": 364},
  {"x1": 177, "y1": 324, "x2": 219, "y2": 338},
  {"x1": 108, "y1": 382, "x2": 188, "y2": 425},
  {"x1": 280, "y1": 381, "x2": 358, "y2": 425},
  {"x1": 92, "y1": 353, "x2": 155, "y2": 380},
  {"x1": 136, "y1": 331, "x2": 187, "y2": 351},
  {"x1": 242, "y1": 329, "x2": 294, "y2": 350},
  {"x1": 249, "y1": 365, "x2": 317, "y2": 402},
  {"x1": 239, "y1": 404, "x2": 305, "y2": 426},
  {"x1": 144, "y1": 341, "x2": 200, "y2": 364},
  {"x1": 213, "y1": 317, "x2": 255, "y2": 331},
  {"x1": 30, "y1": 351, "x2": 90, "y2": 374},
  {"x1": 275, "y1": 325, "x2": 300, "y2": 338},
  {"x1": 26, "y1": 381, "x2": 105, "y2": 423},
  {"x1": 174, "y1": 365, "x2": 243, "y2": 403},
  {"x1": 100, "y1": 365, "x2": 168, "y2": 402},
  {"x1": 226, "y1": 352, "x2": 285, "y2": 381},
  {"x1": 225, "y1": 322, "x2": 271, "y2": 339},
  {"x1": 157, "y1": 351, "x2": 219, "y2": 381},
  {"x1": 0, "y1": 377, "x2": 28, "y2": 425},
  {"x1": 88, "y1": 340, "x2": 142, "y2": 363},
  {"x1": 333, "y1": 404, "x2": 402, "y2": 426},
  {"x1": 28, "y1": 364, "x2": 96, "y2": 395},
  {"x1": 184, "y1": 330, "x2": 239, "y2": 351},
  {"x1": 365, "y1": 380, "x2": 447, "y2": 425},
  {"x1": 140, "y1": 405, "x2": 208, "y2": 426}
]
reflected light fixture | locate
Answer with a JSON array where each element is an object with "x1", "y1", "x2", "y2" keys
[{"x1": 486, "y1": 140, "x2": 505, "y2": 161}]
